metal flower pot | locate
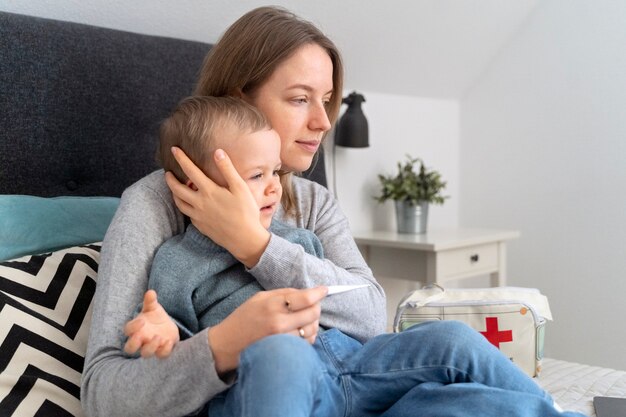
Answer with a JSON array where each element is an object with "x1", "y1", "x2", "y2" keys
[{"x1": 395, "y1": 200, "x2": 429, "y2": 234}]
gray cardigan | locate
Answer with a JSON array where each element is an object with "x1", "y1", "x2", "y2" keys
[
  {"x1": 149, "y1": 222, "x2": 324, "y2": 337},
  {"x1": 81, "y1": 171, "x2": 386, "y2": 417}
]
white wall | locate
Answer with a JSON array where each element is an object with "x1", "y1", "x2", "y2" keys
[
  {"x1": 327, "y1": 92, "x2": 460, "y2": 326},
  {"x1": 328, "y1": 92, "x2": 459, "y2": 233},
  {"x1": 0, "y1": 0, "x2": 231, "y2": 43},
  {"x1": 461, "y1": 0, "x2": 626, "y2": 369}
]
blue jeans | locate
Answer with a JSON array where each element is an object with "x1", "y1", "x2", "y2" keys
[{"x1": 207, "y1": 321, "x2": 585, "y2": 417}]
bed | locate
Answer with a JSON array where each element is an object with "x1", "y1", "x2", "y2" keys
[
  {"x1": 538, "y1": 358, "x2": 626, "y2": 416},
  {"x1": 1, "y1": 10, "x2": 624, "y2": 417}
]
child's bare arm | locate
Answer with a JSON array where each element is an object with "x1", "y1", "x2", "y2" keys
[{"x1": 124, "y1": 289, "x2": 180, "y2": 358}]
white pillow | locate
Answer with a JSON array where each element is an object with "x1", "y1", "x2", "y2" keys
[{"x1": 0, "y1": 243, "x2": 101, "y2": 417}]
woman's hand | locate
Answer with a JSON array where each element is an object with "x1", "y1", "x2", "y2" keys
[
  {"x1": 165, "y1": 147, "x2": 270, "y2": 267},
  {"x1": 207, "y1": 286, "x2": 328, "y2": 375},
  {"x1": 123, "y1": 290, "x2": 180, "y2": 358}
]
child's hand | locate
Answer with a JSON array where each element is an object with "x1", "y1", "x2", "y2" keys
[{"x1": 124, "y1": 290, "x2": 180, "y2": 358}]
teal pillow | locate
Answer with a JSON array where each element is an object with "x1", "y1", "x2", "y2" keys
[{"x1": 0, "y1": 195, "x2": 119, "y2": 261}]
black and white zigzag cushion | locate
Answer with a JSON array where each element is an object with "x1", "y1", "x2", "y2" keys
[{"x1": 0, "y1": 243, "x2": 100, "y2": 417}]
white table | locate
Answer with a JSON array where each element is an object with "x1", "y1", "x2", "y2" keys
[{"x1": 353, "y1": 228, "x2": 520, "y2": 287}]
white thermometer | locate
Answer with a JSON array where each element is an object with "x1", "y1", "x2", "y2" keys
[{"x1": 326, "y1": 284, "x2": 370, "y2": 296}]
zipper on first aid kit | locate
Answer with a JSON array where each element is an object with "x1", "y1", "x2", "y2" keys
[{"x1": 406, "y1": 299, "x2": 541, "y2": 323}]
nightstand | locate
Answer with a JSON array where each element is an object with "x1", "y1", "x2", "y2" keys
[{"x1": 353, "y1": 228, "x2": 520, "y2": 287}]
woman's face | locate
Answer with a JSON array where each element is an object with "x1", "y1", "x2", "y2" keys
[{"x1": 247, "y1": 43, "x2": 334, "y2": 172}]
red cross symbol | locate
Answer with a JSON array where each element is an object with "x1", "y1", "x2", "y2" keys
[{"x1": 480, "y1": 317, "x2": 513, "y2": 348}]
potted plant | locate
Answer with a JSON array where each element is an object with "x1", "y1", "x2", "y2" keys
[{"x1": 375, "y1": 155, "x2": 448, "y2": 233}]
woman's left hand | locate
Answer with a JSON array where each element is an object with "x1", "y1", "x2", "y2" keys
[{"x1": 165, "y1": 147, "x2": 270, "y2": 267}]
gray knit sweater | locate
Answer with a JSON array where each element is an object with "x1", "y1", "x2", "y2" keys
[
  {"x1": 81, "y1": 170, "x2": 386, "y2": 417},
  {"x1": 149, "y1": 221, "x2": 324, "y2": 338}
]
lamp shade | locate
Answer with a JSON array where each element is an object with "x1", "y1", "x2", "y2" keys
[{"x1": 335, "y1": 92, "x2": 369, "y2": 148}]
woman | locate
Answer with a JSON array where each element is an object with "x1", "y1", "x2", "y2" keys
[
  {"x1": 82, "y1": 6, "x2": 383, "y2": 416},
  {"x1": 81, "y1": 6, "x2": 584, "y2": 417}
]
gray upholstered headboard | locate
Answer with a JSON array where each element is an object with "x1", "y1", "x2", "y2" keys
[{"x1": 0, "y1": 12, "x2": 326, "y2": 198}]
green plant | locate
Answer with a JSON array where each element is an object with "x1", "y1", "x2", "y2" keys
[{"x1": 375, "y1": 155, "x2": 448, "y2": 205}]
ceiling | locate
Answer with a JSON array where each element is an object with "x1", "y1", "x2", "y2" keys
[
  {"x1": 3, "y1": 0, "x2": 540, "y2": 99},
  {"x1": 199, "y1": 0, "x2": 541, "y2": 99}
]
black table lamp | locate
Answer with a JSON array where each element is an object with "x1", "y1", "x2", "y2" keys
[
  {"x1": 334, "y1": 92, "x2": 369, "y2": 148},
  {"x1": 332, "y1": 91, "x2": 369, "y2": 197}
]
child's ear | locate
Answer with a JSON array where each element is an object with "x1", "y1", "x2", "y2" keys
[{"x1": 185, "y1": 179, "x2": 199, "y2": 191}]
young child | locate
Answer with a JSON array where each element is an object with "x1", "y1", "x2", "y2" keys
[{"x1": 123, "y1": 96, "x2": 323, "y2": 357}]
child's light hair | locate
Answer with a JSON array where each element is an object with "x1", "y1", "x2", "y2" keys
[{"x1": 157, "y1": 96, "x2": 270, "y2": 183}]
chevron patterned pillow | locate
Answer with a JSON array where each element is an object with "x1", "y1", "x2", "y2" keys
[{"x1": 0, "y1": 243, "x2": 101, "y2": 417}]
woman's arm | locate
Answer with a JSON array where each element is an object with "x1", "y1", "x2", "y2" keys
[
  {"x1": 82, "y1": 171, "x2": 329, "y2": 416},
  {"x1": 81, "y1": 172, "x2": 229, "y2": 417},
  {"x1": 250, "y1": 178, "x2": 387, "y2": 342},
  {"x1": 166, "y1": 148, "x2": 386, "y2": 342}
]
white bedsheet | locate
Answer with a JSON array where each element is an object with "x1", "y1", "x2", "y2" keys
[{"x1": 537, "y1": 358, "x2": 626, "y2": 416}]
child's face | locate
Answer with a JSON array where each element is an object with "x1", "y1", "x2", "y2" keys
[{"x1": 209, "y1": 127, "x2": 283, "y2": 229}]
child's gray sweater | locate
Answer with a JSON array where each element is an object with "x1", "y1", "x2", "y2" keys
[{"x1": 149, "y1": 221, "x2": 324, "y2": 337}]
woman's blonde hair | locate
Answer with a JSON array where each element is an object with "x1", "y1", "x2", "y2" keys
[
  {"x1": 194, "y1": 6, "x2": 344, "y2": 215},
  {"x1": 158, "y1": 96, "x2": 269, "y2": 183}
]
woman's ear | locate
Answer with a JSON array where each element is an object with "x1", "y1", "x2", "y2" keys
[
  {"x1": 185, "y1": 179, "x2": 199, "y2": 191},
  {"x1": 233, "y1": 88, "x2": 249, "y2": 101}
]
